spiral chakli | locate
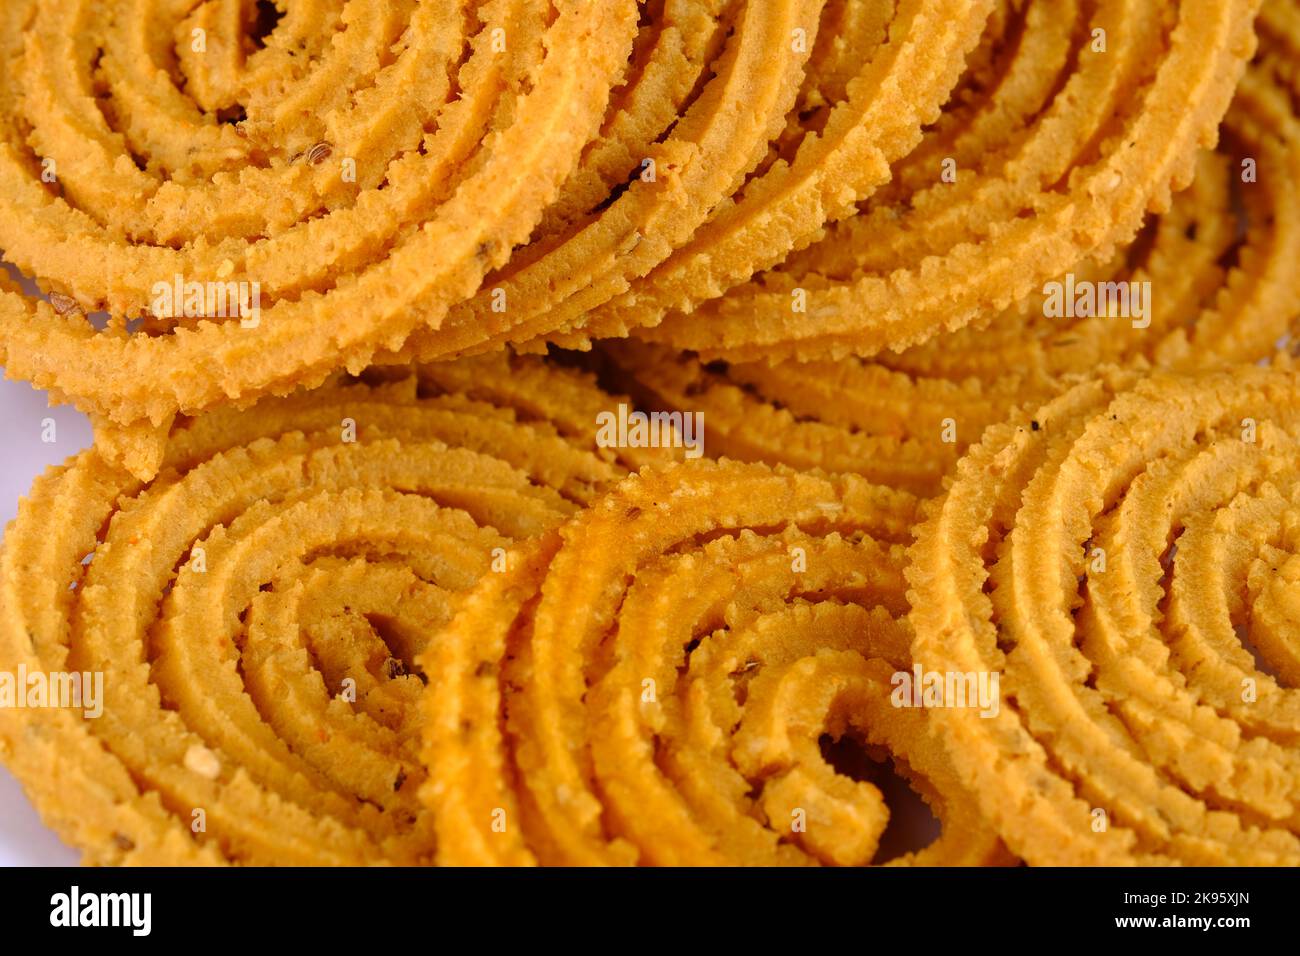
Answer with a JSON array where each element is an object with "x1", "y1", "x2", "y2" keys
[
  {"x1": 0, "y1": 0, "x2": 638, "y2": 469},
  {"x1": 638, "y1": 0, "x2": 1263, "y2": 360},
  {"x1": 421, "y1": 459, "x2": 1010, "y2": 865},
  {"x1": 908, "y1": 365, "x2": 1300, "y2": 865},
  {"x1": 602, "y1": 2, "x2": 1300, "y2": 498},
  {"x1": 439, "y1": 0, "x2": 995, "y2": 356},
  {"x1": 0, "y1": 354, "x2": 671, "y2": 865},
  {"x1": 0, "y1": 0, "x2": 993, "y2": 475}
]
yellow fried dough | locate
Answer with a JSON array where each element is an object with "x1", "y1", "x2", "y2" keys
[
  {"x1": 909, "y1": 365, "x2": 1300, "y2": 865},
  {"x1": 601, "y1": 23, "x2": 1300, "y2": 497},
  {"x1": 0, "y1": 0, "x2": 1292, "y2": 871},
  {"x1": 0, "y1": 0, "x2": 637, "y2": 468},
  {"x1": 0, "y1": 355, "x2": 664, "y2": 865},
  {"x1": 422, "y1": 459, "x2": 1010, "y2": 866},
  {"x1": 639, "y1": 0, "x2": 1262, "y2": 360}
]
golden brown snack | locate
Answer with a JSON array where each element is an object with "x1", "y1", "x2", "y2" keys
[
  {"x1": 0, "y1": 0, "x2": 1291, "y2": 872},
  {"x1": 908, "y1": 365, "x2": 1300, "y2": 865},
  {"x1": 0, "y1": 354, "x2": 666, "y2": 865},
  {"x1": 422, "y1": 459, "x2": 1010, "y2": 865},
  {"x1": 0, "y1": 0, "x2": 637, "y2": 471},
  {"x1": 440, "y1": 0, "x2": 996, "y2": 356},
  {"x1": 638, "y1": 0, "x2": 1263, "y2": 360},
  {"x1": 601, "y1": 21, "x2": 1300, "y2": 497}
]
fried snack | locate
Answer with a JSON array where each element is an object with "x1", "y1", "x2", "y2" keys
[
  {"x1": 0, "y1": 0, "x2": 638, "y2": 472},
  {"x1": 601, "y1": 23, "x2": 1300, "y2": 497},
  {"x1": 422, "y1": 459, "x2": 1010, "y2": 865},
  {"x1": 0, "y1": 354, "x2": 667, "y2": 865},
  {"x1": 0, "y1": 0, "x2": 1291, "y2": 872},
  {"x1": 639, "y1": 0, "x2": 1263, "y2": 360},
  {"x1": 429, "y1": 0, "x2": 995, "y2": 356},
  {"x1": 883, "y1": 22, "x2": 1300, "y2": 382},
  {"x1": 908, "y1": 365, "x2": 1300, "y2": 865}
]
